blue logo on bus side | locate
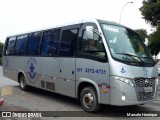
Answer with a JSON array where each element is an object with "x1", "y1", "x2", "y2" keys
[
  {"x1": 120, "y1": 67, "x2": 126, "y2": 74},
  {"x1": 27, "y1": 58, "x2": 37, "y2": 83},
  {"x1": 143, "y1": 68, "x2": 148, "y2": 76}
]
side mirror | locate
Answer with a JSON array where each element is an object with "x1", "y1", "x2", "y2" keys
[
  {"x1": 86, "y1": 26, "x2": 93, "y2": 40},
  {"x1": 144, "y1": 38, "x2": 149, "y2": 46}
]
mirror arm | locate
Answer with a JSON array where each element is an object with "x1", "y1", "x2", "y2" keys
[{"x1": 92, "y1": 29, "x2": 102, "y2": 37}]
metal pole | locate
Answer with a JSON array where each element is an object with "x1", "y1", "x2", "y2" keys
[{"x1": 119, "y1": 2, "x2": 133, "y2": 23}]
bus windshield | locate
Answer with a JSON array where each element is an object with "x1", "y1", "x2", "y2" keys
[{"x1": 101, "y1": 24, "x2": 155, "y2": 66}]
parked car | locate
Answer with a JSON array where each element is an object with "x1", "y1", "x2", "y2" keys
[
  {"x1": 156, "y1": 64, "x2": 160, "y2": 76},
  {"x1": 0, "y1": 99, "x2": 4, "y2": 106}
]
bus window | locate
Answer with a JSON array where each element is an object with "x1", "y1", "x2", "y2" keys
[
  {"x1": 77, "y1": 30, "x2": 106, "y2": 62},
  {"x1": 41, "y1": 31, "x2": 51, "y2": 56},
  {"x1": 41, "y1": 29, "x2": 60, "y2": 56},
  {"x1": 60, "y1": 29, "x2": 78, "y2": 57},
  {"x1": 26, "y1": 32, "x2": 42, "y2": 55},
  {"x1": 14, "y1": 35, "x2": 27, "y2": 55},
  {"x1": 6, "y1": 37, "x2": 16, "y2": 55}
]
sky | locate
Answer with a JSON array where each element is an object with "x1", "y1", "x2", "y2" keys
[{"x1": 0, "y1": 0, "x2": 154, "y2": 43}]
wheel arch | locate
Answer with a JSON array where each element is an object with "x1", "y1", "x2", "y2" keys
[
  {"x1": 17, "y1": 70, "x2": 26, "y2": 83},
  {"x1": 77, "y1": 79, "x2": 101, "y2": 103}
]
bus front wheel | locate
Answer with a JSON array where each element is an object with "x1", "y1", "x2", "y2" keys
[
  {"x1": 80, "y1": 86, "x2": 100, "y2": 112},
  {"x1": 19, "y1": 75, "x2": 28, "y2": 91}
]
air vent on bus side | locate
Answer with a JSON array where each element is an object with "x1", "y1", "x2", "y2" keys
[
  {"x1": 41, "y1": 81, "x2": 55, "y2": 91},
  {"x1": 41, "y1": 81, "x2": 45, "y2": 88},
  {"x1": 46, "y1": 82, "x2": 55, "y2": 91}
]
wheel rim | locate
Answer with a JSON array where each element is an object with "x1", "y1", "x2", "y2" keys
[
  {"x1": 20, "y1": 77, "x2": 25, "y2": 89},
  {"x1": 83, "y1": 91, "x2": 94, "y2": 109}
]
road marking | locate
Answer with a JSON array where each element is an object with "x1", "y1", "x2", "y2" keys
[
  {"x1": 1, "y1": 86, "x2": 13, "y2": 96},
  {"x1": 153, "y1": 101, "x2": 160, "y2": 104}
]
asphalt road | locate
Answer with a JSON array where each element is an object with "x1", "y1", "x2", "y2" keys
[{"x1": 0, "y1": 66, "x2": 160, "y2": 120}]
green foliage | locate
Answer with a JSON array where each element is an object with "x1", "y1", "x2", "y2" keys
[
  {"x1": 0, "y1": 42, "x2": 4, "y2": 57},
  {"x1": 140, "y1": 0, "x2": 160, "y2": 27},
  {"x1": 0, "y1": 41, "x2": 4, "y2": 65},
  {"x1": 134, "y1": 29, "x2": 148, "y2": 41},
  {"x1": 140, "y1": 0, "x2": 160, "y2": 55},
  {"x1": 148, "y1": 26, "x2": 160, "y2": 55}
]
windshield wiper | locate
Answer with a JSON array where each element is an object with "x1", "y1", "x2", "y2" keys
[{"x1": 116, "y1": 53, "x2": 145, "y2": 64}]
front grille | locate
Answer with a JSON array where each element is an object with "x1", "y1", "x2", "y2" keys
[
  {"x1": 134, "y1": 78, "x2": 155, "y2": 87},
  {"x1": 138, "y1": 92, "x2": 154, "y2": 100},
  {"x1": 134, "y1": 77, "x2": 155, "y2": 101}
]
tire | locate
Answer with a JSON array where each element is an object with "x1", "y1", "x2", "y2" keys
[
  {"x1": 140, "y1": 104, "x2": 145, "y2": 105},
  {"x1": 19, "y1": 74, "x2": 28, "y2": 91},
  {"x1": 80, "y1": 86, "x2": 100, "y2": 112}
]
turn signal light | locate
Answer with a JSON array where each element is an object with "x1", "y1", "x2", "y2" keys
[{"x1": 102, "y1": 90, "x2": 107, "y2": 93}]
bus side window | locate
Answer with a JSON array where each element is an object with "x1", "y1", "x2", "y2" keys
[
  {"x1": 60, "y1": 29, "x2": 78, "y2": 57},
  {"x1": 14, "y1": 35, "x2": 27, "y2": 55},
  {"x1": 6, "y1": 37, "x2": 16, "y2": 55},
  {"x1": 26, "y1": 32, "x2": 41, "y2": 55},
  {"x1": 52, "y1": 29, "x2": 60, "y2": 55},
  {"x1": 41, "y1": 29, "x2": 60, "y2": 56},
  {"x1": 41, "y1": 31, "x2": 51, "y2": 56},
  {"x1": 77, "y1": 25, "x2": 107, "y2": 62}
]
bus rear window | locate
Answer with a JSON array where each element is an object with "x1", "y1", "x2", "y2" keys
[{"x1": 6, "y1": 37, "x2": 16, "y2": 55}]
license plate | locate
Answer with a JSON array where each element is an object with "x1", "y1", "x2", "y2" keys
[{"x1": 144, "y1": 87, "x2": 153, "y2": 93}]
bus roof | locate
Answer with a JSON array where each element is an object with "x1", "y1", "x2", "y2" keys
[{"x1": 6, "y1": 18, "x2": 126, "y2": 38}]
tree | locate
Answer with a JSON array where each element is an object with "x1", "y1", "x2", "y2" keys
[
  {"x1": 140, "y1": 0, "x2": 160, "y2": 27},
  {"x1": 140, "y1": 0, "x2": 160, "y2": 55},
  {"x1": 0, "y1": 41, "x2": 4, "y2": 65},
  {"x1": 148, "y1": 26, "x2": 160, "y2": 55},
  {"x1": 134, "y1": 29, "x2": 148, "y2": 41},
  {"x1": 0, "y1": 42, "x2": 4, "y2": 57}
]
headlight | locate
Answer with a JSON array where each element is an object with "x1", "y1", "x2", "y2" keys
[
  {"x1": 114, "y1": 76, "x2": 134, "y2": 87},
  {"x1": 156, "y1": 78, "x2": 159, "y2": 85}
]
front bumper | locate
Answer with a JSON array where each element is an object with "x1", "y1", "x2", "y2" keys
[{"x1": 109, "y1": 76, "x2": 158, "y2": 106}]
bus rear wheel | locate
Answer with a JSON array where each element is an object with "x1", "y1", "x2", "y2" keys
[
  {"x1": 19, "y1": 75, "x2": 28, "y2": 91},
  {"x1": 80, "y1": 86, "x2": 100, "y2": 112}
]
